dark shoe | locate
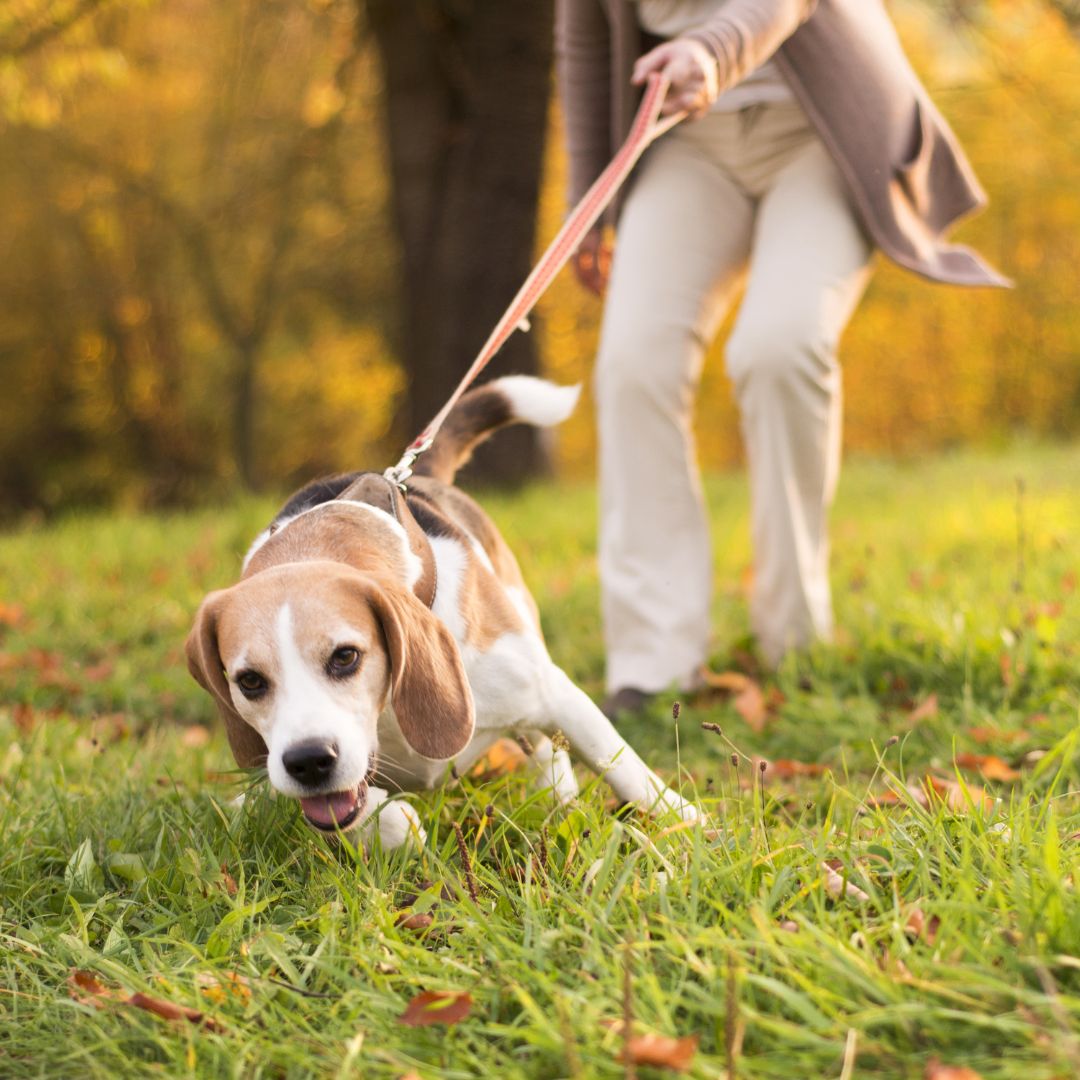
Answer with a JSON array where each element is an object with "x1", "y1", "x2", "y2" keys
[{"x1": 600, "y1": 686, "x2": 653, "y2": 721}]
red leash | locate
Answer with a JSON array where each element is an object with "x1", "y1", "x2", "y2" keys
[{"x1": 385, "y1": 73, "x2": 684, "y2": 488}]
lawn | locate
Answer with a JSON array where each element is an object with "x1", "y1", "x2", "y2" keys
[{"x1": 1, "y1": 441, "x2": 1079, "y2": 1079}]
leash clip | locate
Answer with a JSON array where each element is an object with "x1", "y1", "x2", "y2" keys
[{"x1": 384, "y1": 434, "x2": 434, "y2": 491}]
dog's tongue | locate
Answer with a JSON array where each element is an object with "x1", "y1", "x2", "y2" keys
[{"x1": 300, "y1": 789, "x2": 359, "y2": 829}]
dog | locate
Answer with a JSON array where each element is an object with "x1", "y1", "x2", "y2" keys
[{"x1": 186, "y1": 376, "x2": 699, "y2": 848}]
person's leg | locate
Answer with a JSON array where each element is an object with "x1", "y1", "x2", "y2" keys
[
  {"x1": 595, "y1": 116, "x2": 754, "y2": 698},
  {"x1": 725, "y1": 135, "x2": 874, "y2": 666}
]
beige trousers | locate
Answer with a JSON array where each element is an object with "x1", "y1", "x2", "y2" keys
[{"x1": 596, "y1": 101, "x2": 874, "y2": 691}]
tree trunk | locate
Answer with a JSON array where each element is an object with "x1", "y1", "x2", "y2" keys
[{"x1": 367, "y1": 0, "x2": 555, "y2": 487}]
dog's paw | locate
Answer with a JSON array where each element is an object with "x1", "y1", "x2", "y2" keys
[{"x1": 372, "y1": 798, "x2": 427, "y2": 851}]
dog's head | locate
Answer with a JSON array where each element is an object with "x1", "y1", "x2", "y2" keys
[{"x1": 185, "y1": 560, "x2": 474, "y2": 832}]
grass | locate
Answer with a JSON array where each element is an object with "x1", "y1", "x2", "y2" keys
[{"x1": 1, "y1": 440, "x2": 1079, "y2": 1078}]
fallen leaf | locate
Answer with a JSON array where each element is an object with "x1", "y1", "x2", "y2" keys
[
  {"x1": 954, "y1": 752, "x2": 1020, "y2": 782},
  {"x1": 182, "y1": 725, "x2": 212, "y2": 748},
  {"x1": 621, "y1": 1032, "x2": 699, "y2": 1072},
  {"x1": 907, "y1": 694, "x2": 939, "y2": 724},
  {"x1": 965, "y1": 726, "x2": 1029, "y2": 746},
  {"x1": 69, "y1": 970, "x2": 223, "y2": 1031},
  {"x1": 395, "y1": 912, "x2": 434, "y2": 932},
  {"x1": 822, "y1": 862, "x2": 870, "y2": 902},
  {"x1": 128, "y1": 991, "x2": 224, "y2": 1032},
  {"x1": 398, "y1": 990, "x2": 471, "y2": 1027},
  {"x1": 905, "y1": 907, "x2": 941, "y2": 946},
  {"x1": 219, "y1": 863, "x2": 238, "y2": 897},
  {"x1": 766, "y1": 759, "x2": 828, "y2": 779},
  {"x1": 923, "y1": 775, "x2": 995, "y2": 814},
  {"x1": 0, "y1": 603, "x2": 25, "y2": 628},
  {"x1": 925, "y1": 1059, "x2": 984, "y2": 1080},
  {"x1": 469, "y1": 737, "x2": 527, "y2": 779},
  {"x1": 699, "y1": 669, "x2": 752, "y2": 692}
]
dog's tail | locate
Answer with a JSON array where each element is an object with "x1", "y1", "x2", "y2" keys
[{"x1": 412, "y1": 376, "x2": 581, "y2": 485}]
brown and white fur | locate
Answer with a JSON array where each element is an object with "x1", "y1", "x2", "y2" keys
[{"x1": 186, "y1": 376, "x2": 698, "y2": 848}]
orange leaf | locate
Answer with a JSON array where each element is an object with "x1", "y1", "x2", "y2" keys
[
  {"x1": 965, "y1": 726, "x2": 1029, "y2": 746},
  {"x1": 69, "y1": 970, "x2": 223, "y2": 1031},
  {"x1": 181, "y1": 725, "x2": 212, "y2": 748},
  {"x1": 925, "y1": 1059, "x2": 984, "y2": 1080},
  {"x1": 954, "y1": 752, "x2": 1020, "y2": 782},
  {"x1": 907, "y1": 694, "x2": 939, "y2": 724},
  {"x1": 219, "y1": 863, "x2": 238, "y2": 897},
  {"x1": 621, "y1": 1032, "x2": 699, "y2": 1072},
  {"x1": 699, "y1": 669, "x2": 751, "y2": 692},
  {"x1": 469, "y1": 737, "x2": 527, "y2": 779},
  {"x1": 398, "y1": 990, "x2": 472, "y2": 1027},
  {"x1": 0, "y1": 603, "x2": 25, "y2": 628},
  {"x1": 923, "y1": 776, "x2": 995, "y2": 813},
  {"x1": 905, "y1": 907, "x2": 941, "y2": 946},
  {"x1": 395, "y1": 912, "x2": 434, "y2": 932},
  {"x1": 766, "y1": 759, "x2": 828, "y2": 779}
]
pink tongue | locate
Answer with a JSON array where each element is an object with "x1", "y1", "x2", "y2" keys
[{"x1": 300, "y1": 789, "x2": 359, "y2": 828}]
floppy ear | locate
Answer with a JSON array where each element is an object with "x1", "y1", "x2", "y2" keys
[
  {"x1": 185, "y1": 589, "x2": 269, "y2": 768},
  {"x1": 362, "y1": 578, "x2": 475, "y2": 761}
]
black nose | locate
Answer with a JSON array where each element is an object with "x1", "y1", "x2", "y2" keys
[{"x1": 282, "y1": 739, "x2": 339, "y2": 786}]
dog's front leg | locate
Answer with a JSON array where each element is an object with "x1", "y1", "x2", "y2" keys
[
  {"x1": 537, "y1": 667, "x2": 700, "y2": 821},
  {"x1": 362, "y1": 787, "x2": 427, "y2": 851},
  {"x1": 523, "y1": 731, "x2": 579, "y2": 805}
]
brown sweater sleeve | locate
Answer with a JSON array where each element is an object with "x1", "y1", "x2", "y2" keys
[
  {"x1": 556, "y1": 0, "x2": 614, "y2": 208},
  {"x1": 687, "y1": 0, "x2": 819, "y2": 90}
]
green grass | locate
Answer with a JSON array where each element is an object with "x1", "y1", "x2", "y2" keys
[{"x1": 2, "y1": 441, "x2": 1080, "y2": 1078}]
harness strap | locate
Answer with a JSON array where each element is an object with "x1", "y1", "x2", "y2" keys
[{"x1": 385, "y1": 73, "x2": 684, "y2": 489}]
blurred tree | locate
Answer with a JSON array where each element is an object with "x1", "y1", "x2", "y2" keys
[{"x1": 365, "y1": 0, "x2": 555, "y2": 485}]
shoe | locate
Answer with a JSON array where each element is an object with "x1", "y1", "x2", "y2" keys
[{"x1": 600, "y1": 686, "x2": 653, "y2": 721}]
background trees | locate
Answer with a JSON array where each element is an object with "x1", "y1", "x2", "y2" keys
[{"x1": 0, "y1": 0, "x2": 1077, "y2": 517}]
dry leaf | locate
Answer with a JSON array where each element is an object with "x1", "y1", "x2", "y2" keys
[
  {"x1": 219, "y1": 863, "x2": 238, "y2": 897},
  {"x1": 822, "y1": 862, "x2": 870, "y2": 902},
  {"x1": 181, "y1": 725, "x2": 212, "y2": 748},
  {"x1": 700, "y1": 669, "x2": 752, "y2": 692},
  {"x1": 954, "y1": 752, "x2": 1020, "y2": 782},
  {"x1": 905, "y1": 907, "x2": 941, "y2": 946},
  {"x1": 925, "y1": 1059, "x2": 984, "y2": 1080},
  {"x1": 621, "y1": 1032, "x2": 699, "y2": 1072},
  {"x1": 0, "y1": 603, "x2": 25, "y2": 628},
  {"x1": 395, "y1": 912, "x2": 434, "y2": 932},
  {"x1": 923, "y1": 775, "x2": 995, "y2": 813},
  {"x1": 69, "y1": 970, "x2": 223, "y2": 1031},
  {"x1": 965, "y1": 726, "x2": 1029, "y2": 746},
  {"x1": 469, "y1": 737, "x2": 527, "y2": 779},
  {"x1": 907, "y1": 694, "x2": 939, "y2": 724},
  {"x1": 398, "y1": 990, "x2": 472, "y2": 1027},
  {"x1": 766, "y1": 759, "x2": 828, "y2": 779}
]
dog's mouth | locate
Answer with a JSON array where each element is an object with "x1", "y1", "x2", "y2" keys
[{"x1": 298, "y1": 760, "x2": 377, "y2": 833}]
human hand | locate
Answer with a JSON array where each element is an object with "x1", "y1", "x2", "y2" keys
[
  {"x1": 572, "y1": 227, "x2": 612, "y2": 296},
  {"x1": 631, "y1": 38, "x2": 720, "y2": 119}
]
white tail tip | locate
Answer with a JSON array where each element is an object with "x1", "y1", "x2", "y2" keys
[{"x1": 495, "y1": 376, "x2": 581, "y2": 428}]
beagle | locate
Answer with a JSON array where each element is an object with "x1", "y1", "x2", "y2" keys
[{"x1": 186, "y1": 376, "x2": 698, "y2": 848}]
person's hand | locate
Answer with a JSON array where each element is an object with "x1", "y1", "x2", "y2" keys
[
  {"x1": 572, "y1": 227, "x2": 612, "y2": 296},
  {"x1": 632, "y1": 38, "x2": 720, "y2": 119}
]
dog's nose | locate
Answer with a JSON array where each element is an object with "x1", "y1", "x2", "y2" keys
[{"x1": 282, "y1": 739, "x2": 339, "y2": 786}]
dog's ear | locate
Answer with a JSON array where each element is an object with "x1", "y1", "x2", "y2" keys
[
  {"x1": 360, "y1": 577, "x2": 475, "y2": 761},
  {"x1": 185, "y1": 589, "x2": 269, "y2": 768}
]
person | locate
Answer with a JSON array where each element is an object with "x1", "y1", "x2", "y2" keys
[{"x1": 555, "y1": 0, "x2": 1008, "y2": 717}]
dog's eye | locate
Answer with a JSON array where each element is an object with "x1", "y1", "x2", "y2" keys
[
  {"x1": 327, "y1": 646, "x2": 361, "y2": 678},
  {"x1": 235, "y1": 670, "x2": 269, "y2": 698}
]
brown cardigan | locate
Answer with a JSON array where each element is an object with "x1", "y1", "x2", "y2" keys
[{"x1": 555, "y1": 0, "x2": 1009, "y2": 287}]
